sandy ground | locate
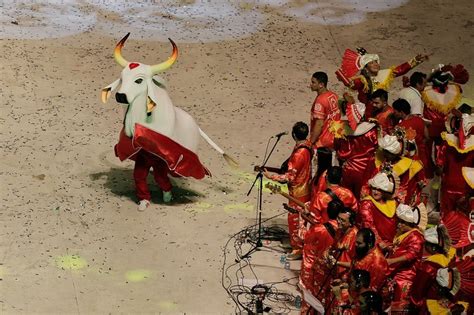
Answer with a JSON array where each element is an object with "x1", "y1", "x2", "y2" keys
[{"x1": 1, "y1": 1, "x2": 473, "y2": 314}]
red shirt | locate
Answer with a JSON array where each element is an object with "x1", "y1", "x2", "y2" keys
[{"x1": 311, "y1": 90, "x2": 340, "y2": 148}]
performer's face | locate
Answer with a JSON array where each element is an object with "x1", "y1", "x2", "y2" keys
[
  {"x1": 310, "y1": 77, "x2": 323, "y2": 92},
  {"x1": 337, "y1": 212, "x2": 352, "y2": 231},
  {"x1": 366, "y1": 61, "x2": 380, "y2": 74},
  {"x1": 370, "y1": 188, "x2": 383, "y2": 201},
  {"x1": 355, "y1": 234, "x2": 369, "y2": 258},
  {"x1": 371, "y1": 97, "x2": 385, "y2": 110}
]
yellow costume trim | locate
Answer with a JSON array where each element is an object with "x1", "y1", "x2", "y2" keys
[
  {"x1": 362, "y1": 196, "x2": 396, "y2": 218},
  {"x1": 426, "y1": 300, "x2": 469, "y2": 315},
  {"x1": 422, "y1": 84, "x2": 462, "y2": 115},
  {"x1": 425, "y1": 247, "x2": 456, "y2": 267},
  {"x1": 375, "y1": 154, "x2": 422, "y2": 180},
  {"x1": 329, "y1": 120, "x2": 349, "y2": 139},
  {"x1": 441, "y1": 132, "x2": 474, "y2": 153},
  {"x1": 394, "y1": 228, "x2": 419, "y2": 245},
  {"x1": 462, "y1": 167, "x2": 474, "y2": 189},
  {"x1": 373, "y1": 68, "x2": 395, "y2": 91}
]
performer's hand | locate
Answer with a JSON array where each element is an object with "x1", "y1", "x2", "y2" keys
[
  {"x1": 263, "y1": 169, "x2": 271, "y2": 179},
  {"x1": 415, "y1": 53, "x2": 430, "y2": 63},
  {"x1": 343, "y1": 92, "x2": 355, "y2": 104}
]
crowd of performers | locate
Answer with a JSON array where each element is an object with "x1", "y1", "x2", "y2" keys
[{"x1": 262, "y1": 48, "x2": 473, "y2": 314}]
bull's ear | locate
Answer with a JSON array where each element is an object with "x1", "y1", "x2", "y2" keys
[{"x1": 101, "y1": 79, "x2": 121, "y2": 103}]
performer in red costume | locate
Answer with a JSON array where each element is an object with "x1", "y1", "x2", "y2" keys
[
  {"x1": 358, "y1": 172, "x2": 398, "y2": 249},
  {"x1": 422, "y1": 64, "x2": 469, "y2": 140},
  {"x1": 370, "y1": 89, "x2": 396, "y2": 134},
  {"x1": 386, "y1": 203, "x2": 427, "y2": 311},
  {"x1": 308, "y1": 166, "x2": 358, "y2": 223},
  {"x1": 264, "y1": 122, "x2": 312, "y2": 257},
  {"x1": 334, "y1": 98, "x2": 379, "y2": 198},
  {"x1": 370, "y1": 133, "x2": 426, "y2": 205},
  {"x1": 336, "y1": 228, "x2": 388, "y2": 291},
  {"x1": 410, "y1": 225, "x2": 457, "y2": 313},
  {"x1": 437, "y1": 112, "x2": 474, "y2": 249},
  {"x1": 300, "y1": 200, "x2": 342, "y2": 314},
  {"x1": 309, "y1": 71, "x2": 341, "y2": 182},
  {"x1": 335, "y1": 47, "x2": 429, "y2": 105},
  {"x1": 392, "y1": 98, "x2": 430, "y2": 176}
]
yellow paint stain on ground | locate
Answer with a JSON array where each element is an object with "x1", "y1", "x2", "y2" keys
[
  {"x1": 188, "y1": 201, "x2": 213, "y2": 213},
  {"x1": 125, "y1": 269, "x2": 151, "y2": 282},
  {"x1": 158, "y1": 301, "x2": 178, "y2": 311},
  {"x1": 224, "y1": 203, "x2": 254, "y2": 213},
  {"x1": 232, "y1": 170, "x2": 289, "y2": 194},
  {"x1": 55, "y1": 255, "x2": 87, "y2": 270},
  {"x1": 0, "y1": 265, "x2": 6, "y2": 279}
]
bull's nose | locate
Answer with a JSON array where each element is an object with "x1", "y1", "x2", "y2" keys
[{"x1": 115, "y1": 93, "x2": 128, "y2": 104}]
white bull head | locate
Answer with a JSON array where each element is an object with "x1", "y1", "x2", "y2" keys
[{"x1": 101, "y1": 33, "x2": 237, "y2": 168}]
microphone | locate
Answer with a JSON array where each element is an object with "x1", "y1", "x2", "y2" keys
[{"x1": 274, "y1": 131, "x2": 288, "y2": 138}]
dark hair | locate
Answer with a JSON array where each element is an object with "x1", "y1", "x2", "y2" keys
[
  {"x1": 392, "y1": 98, "x2": 411, "y2": 115},
  {"x1": 430, "y1": 70, "x2": 453, "y2": 93},
  {"x1": 361, "y1": 68, "x2": 374, "y2": 96},
  {"x1": 312, "y1": 71, "x2": 328, "y2": 87},
  {"x1": 292, "y1": 121, "x2": 309, "y2": 141},
  {"x1": 327, "y1": 199, "x2": 344, "y2": 220},
  {"x1": 360, "y1": 291, "x2": 385, "y2": 315},
  {"x1": 370, "y1": 89, "x2": 388, "y2": 102},
  {"x1": 327, "y1": 166, "x2": 343, "y2": 185},
  {"x1": 458, "y1": 103, "x2": 472, "y2": 114},
  {"x1": 339, "y1": 207, "x2": 357, "y2": 225},
  {"x1": 358, "y1": 228, "x2": 376, "y2": 249},
  {"x1": 410, "y1": 72, "x2": 427, "y2": 88},
  {"x1": 352, "y1": 269, "x2": 371, "y2": 289}
]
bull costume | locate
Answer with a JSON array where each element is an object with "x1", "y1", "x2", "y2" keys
[
  {"x1": 334, "y1": 101, "x2": 379, "y2": 198},
  {"x1": 335, "y1": 48, "x2": 428, "y2": 109},
  {"x1": 101, "y1": 33, "x2": 235, "y2": 210}
]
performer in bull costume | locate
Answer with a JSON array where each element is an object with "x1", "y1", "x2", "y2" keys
[{"x1": 101, "y1": 33, "x2": 236, "y2": 211}]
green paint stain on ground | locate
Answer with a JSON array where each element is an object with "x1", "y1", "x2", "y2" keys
[
  {"x1": 224, "y1": 203, "x2": 254, "y2": 213},
  {"x1": 158, "y1": 301, "x2": 178, "y2": 311},
  {"x1": 125, "y1": 269, "x2": 151, "y2": 282},
  {"x1": 55, "y1": 255, "x2": 87, "y2": 270}
]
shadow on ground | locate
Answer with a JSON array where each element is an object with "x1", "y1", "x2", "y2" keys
[{"x1": 90, "y1": 168, "x2": 205, "y2": 205}]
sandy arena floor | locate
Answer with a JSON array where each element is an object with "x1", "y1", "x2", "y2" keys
[{"x1": 1, "y1": 0, "x2": 473, "y2": 313}]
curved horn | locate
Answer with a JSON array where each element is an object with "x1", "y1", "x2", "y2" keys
[
  {"x1": 114, "y1": 33, "x2": 130, "y2": 67},
  {"x1": 150, "y1": 38, "x2": 178, "y2": 74}
]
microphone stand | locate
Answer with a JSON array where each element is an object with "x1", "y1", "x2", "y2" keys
[{"x1": 239, "y1": 134, "x2": 285, "y2": 260}]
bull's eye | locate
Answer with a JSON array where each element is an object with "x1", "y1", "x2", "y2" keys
[{"x1": 135, "y1": 78, "x2": 143, "y2": 84}]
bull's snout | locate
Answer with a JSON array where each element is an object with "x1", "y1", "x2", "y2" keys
[{"x1": 115, "y1": 93, "x2": 128, "y2": 104}]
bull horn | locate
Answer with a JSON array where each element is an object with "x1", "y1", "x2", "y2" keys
[
  {"x1": 150, "y1": 38, "x2": 178, "y2": 74},
  {"x1": 114, "y1": 33, "x2": 130, "y2": 67}
]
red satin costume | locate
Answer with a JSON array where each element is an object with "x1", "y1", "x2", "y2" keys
[
  {"x1": 309, "y1": 185, "x2": 358, "y2": 223},
  {"x1": 436, "y1": 134, "x2": 474, "y2": 248},
  {"x1": 270, "y1": 140, "x2": 312, "y2": 249},
  {"x1": 335, "y1": 126, "x2": 378, "y2": 198},
  {"x1": 351, "y1": 246, "x2": 388, "y2": 291},
  {"x1": 387, "y1": 229, "x2": 425, "y2": 307},
  {"x1": 357, "y1": 197, "x2": 397, "y2": 247}
]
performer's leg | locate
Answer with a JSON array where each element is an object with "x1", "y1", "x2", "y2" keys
[
  {"x1": 151, "y1": 158, "x2": 172, "y2": 191},
  {"x1": 134, "y1": 152, "x2": 152, "y2": 202},
  {"x1": 288, "y1": 213, "x2": 302, "y2": 250},
  {"x1": 315, "y1": 148, "x2": 332, "y2": 184}
]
